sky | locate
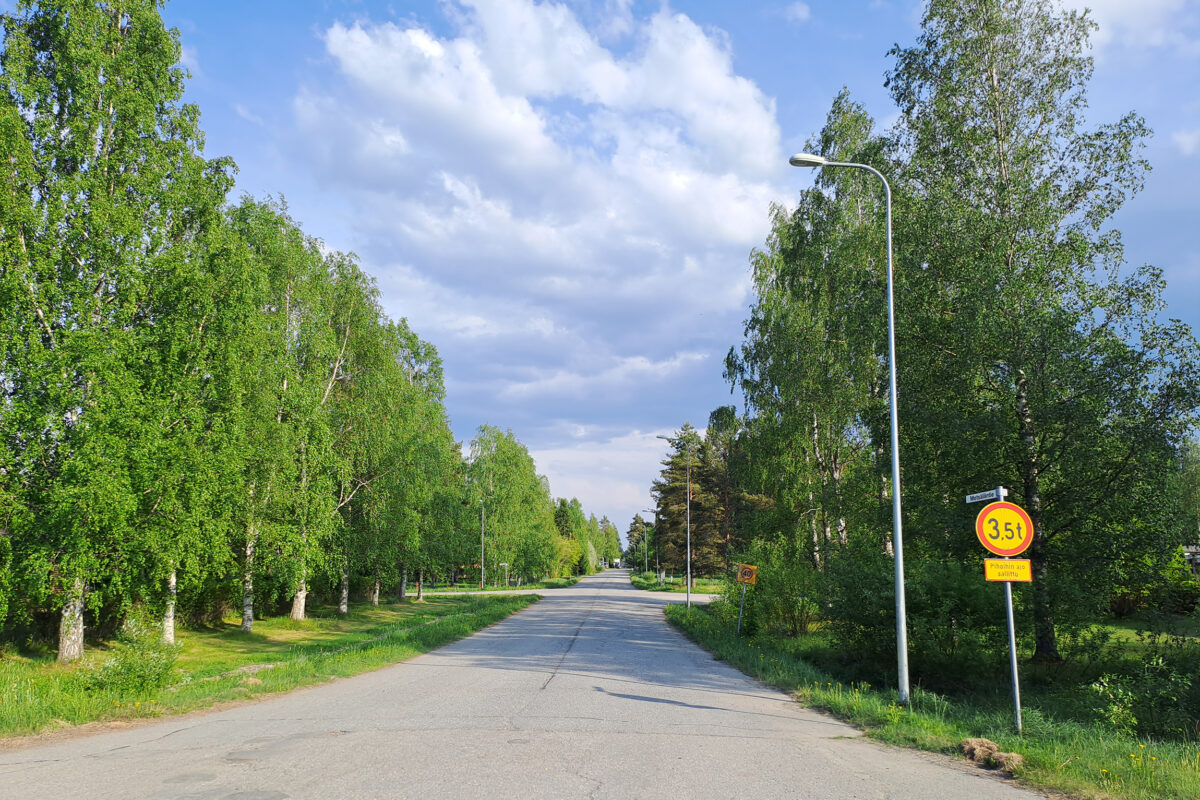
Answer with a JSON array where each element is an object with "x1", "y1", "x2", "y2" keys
[{"x1": 37, "y1": 0, "x2": 1200, "y2": 539}]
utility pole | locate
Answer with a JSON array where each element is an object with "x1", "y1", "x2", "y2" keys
[
  {"x1": 655, "y1": 434, "x2": 692, "y2": 609},
  {"x1": 685, "y1": 440, "x2": 691, "y2": 610}
]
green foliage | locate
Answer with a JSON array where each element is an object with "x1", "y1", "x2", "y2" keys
[
  {"x1": 697, "y1": 0, "x2": 1200, "y2": 701},
  {"x1": 651, "y1": 423, "x2": 738, "y2": 576},
  {"x1": 722, "y1": 536, "x2": 823, "y2": 636},
  {"x1": 1088, "y1": 631, "x2": 1200, "y2": 741},
  {"x1": 468, "y1": 427, "x2": 562, "y2": 583},
  {"x1": 1152, "y1": 550, "x2": 1200, "y2": 615},
  {"x1": 79, "y1": 616, "x2": 180, "y2": 696},
  {"x1": 0, "y1": 0, "x2": 601, "y2": 657}
]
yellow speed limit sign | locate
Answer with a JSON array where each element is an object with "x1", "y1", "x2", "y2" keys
[
  {"x1": 736, "y1": 564, "x2": 758, "y2": 585},
  {"x1": 975, "y1": 501, "x2": 1034, "y2": 557}
]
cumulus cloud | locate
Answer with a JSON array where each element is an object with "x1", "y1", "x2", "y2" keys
[
  {"x1": 1063, "y1": 0, "x2": 1200, "y2": 55},
  {"x1": 498, "y1": 351, "x2": 708, "y2": 400},
  {"x1": 530, "y1": 428, "x2": 679, "y2": 535},
  {"x1": 289, "y1": 0, "x2": 786, "y2": 516}
]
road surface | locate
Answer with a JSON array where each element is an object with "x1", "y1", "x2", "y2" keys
[{"x1": 0, "y1": 570, "x2": 1041, "y2": 799}]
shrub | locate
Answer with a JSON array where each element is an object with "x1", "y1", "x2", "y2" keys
[
  {"x1": 824, "y1": 538, "x2": 1012, "y2": 688},
  {"x1": 723, "y1": 535, "x2": 825, "y2": 637},
  {"x1": 79, "y1": 614, "x2": 180, "y2": 695}
]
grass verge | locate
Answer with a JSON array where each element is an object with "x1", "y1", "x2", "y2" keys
[
  {"x1": 666, "y1": 604, "x2": 1200, "y2": 800},
  {"x1": 629, "y1": 571, "x2": 723, "y2": 593},
  {"x1": 0, "y1": 594, "x2": 538, "y2": 740},
  {"x1": 424, "y1": 576, "x2": 580, "y2": 592}
]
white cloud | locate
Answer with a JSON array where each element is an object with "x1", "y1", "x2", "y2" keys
[
  {"x1": 1172, "y1": 128, "x2": 1200, "y2": 155},
  {"x1": 234, "y1": 103, "x2": 264, "y2": 126},
  {"x1": 529, "y1": 428, "x2": 677, "y2": 536},
  {"x1": 179, "y1": 44, "x2": 201, "y2": 76},
  {"x1": 499, "y1": 351, "x2": 708, "y2": 400},
  {"x1": 285, "y1": 1, "x2": 786, "y2": 523},
  {"x1": 295, "y1": 3, "x2": 783, "y2": 342},
  {"x1": 784, "y1": 2, "x2": 812, "y2": 24},
  {"x1": 1062, "y1": 0, "x2": 1200, "y2": 55}
]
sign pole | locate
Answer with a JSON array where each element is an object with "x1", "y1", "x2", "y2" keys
[
  {"x1": 1004, "y1": 572, "x2": 1023, "y2": 733},
  {"x1": 973, "y1": 493, "x2": 1032, "y2": 734},
  {"x1": 1003, "y1": 575, "x2": 1022, "y2": 734},
  {"x1": 737, "y1": 583, "x2": 747, "y2": 634}
]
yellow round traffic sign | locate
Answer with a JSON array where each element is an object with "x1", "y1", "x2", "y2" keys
[{"x1": 975, "y1": 501, "x2": 1034, "y2": 557}]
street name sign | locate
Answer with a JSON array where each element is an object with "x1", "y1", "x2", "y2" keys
[
  {"x1": 966, "y1": 486, "x2": 1008, "y2": 504},
  {"x1": 984, "y1": 559, "x2": 1032, "y2": 582},
  {"x1": 975, "y1": 501, "x2": 1034, "y2": 557}
]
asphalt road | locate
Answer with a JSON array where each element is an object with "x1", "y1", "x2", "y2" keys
[{"x1": 0, "y1": 570, "x2": 1042, "y2": 799}]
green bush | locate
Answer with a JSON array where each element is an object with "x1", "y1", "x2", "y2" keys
[
  {"x1": 1091, "y1": 654, "x2": 1195, "y2": 740},
  {"x1": 1153, "y1": 550, "x2": 1200, "y2": 615},
  {"x1": 723, "y1": 536, "x2": 824, "y2": 637},
  {"x1": 79, "y1": 615, "x2": 180, "y2": 695},
  {"x1": 824, "y1": 539, "x2": 1012, "y2": 688}
]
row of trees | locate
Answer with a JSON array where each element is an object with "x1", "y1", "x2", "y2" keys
[
  {"x1": 642, "y1": 0, "x2": 1200, "y2": 670},
  {"x1": 0, "y1": 0, "x2": 612, "y2": 662}
]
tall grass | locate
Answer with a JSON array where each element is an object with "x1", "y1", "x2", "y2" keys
[
  {"x1": 667, "y1": 604, "x2": 1200, "y2": 800},
  {"x1": 0, "y1": 594, "x2": 537, "y2": 739}
]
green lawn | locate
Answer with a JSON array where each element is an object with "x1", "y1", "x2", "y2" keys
[
  {"x1": 666, "y1": 604, "x2": 1200, "y2": 800},
  {"x1": 0, "y1": 594, "x2": 537, "y2": 739},
  {"x1": 423, "y1": 576, "x2": 580, "y2": 593},
  {"x1": 628, "y1": 571, "x2": 724, "y2": 593}
]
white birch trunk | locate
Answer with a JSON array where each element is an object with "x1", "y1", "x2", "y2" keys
[
  {"x1": 416, "y1": 569, "x2": 424, "y2": 601},
  {"x1": 339, "y1": 570, "x2": 349, "y2": 615},
  {"x1": 162, "y1": 568, "x2": 177, "y2": 645},
  {"x1": 398, "y1": 564, "x2": 407, "y2": 602},
  {"x1": 57, "y1": 577, "x2": 85, "y2": 663},
  {"x1": 369, "y1": 578, "x2": 380, "y2": 607},
  {"x1": 290, "y1": 578, "x2": 307, "y2": 621},
  {"x1": 242, "y1": 526, "x2": 256, "y2": 633}
]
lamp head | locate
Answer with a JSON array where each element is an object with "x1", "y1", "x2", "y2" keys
[{"x1": 789, "y1": 152, "x2": 827, "y2": 168}]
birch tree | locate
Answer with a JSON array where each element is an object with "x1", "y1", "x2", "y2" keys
[
  {"x1": 0, "y1": 0, "x2": 233, "y2": 658},
  {"x1": 888, "y1": 0, "x2": 1200, "y2": 660}
]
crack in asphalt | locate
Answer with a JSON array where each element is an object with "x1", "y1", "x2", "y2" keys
[{"x1": 538, "y1": 598, "x2": 597, "y2": 692}]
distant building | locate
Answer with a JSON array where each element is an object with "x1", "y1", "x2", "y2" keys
[{"x1": 1185, "y1": 545, "x2": 1200, "y2": 578}]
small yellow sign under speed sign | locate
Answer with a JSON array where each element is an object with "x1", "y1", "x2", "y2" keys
[
  {"x1": 984, "y1": 559, "x2": 1032, "y2": 582},
  {"x1": 736, "y1": 564, "x2": 758, "y2": 585},
  {"x1": 975, "y1": 501, "x2": 1034, "y2": 557}
]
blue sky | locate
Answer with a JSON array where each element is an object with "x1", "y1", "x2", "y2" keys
[{"x1": 57, "y1": 0, "x2": 1200, "y2": 534}]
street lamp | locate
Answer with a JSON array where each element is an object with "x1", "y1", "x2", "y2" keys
[
  {"x1": 640, "y1": 508, "x2": 656, "y2": 576},
  {"x1": 656, "y1": 434, "x2": 692, "y2": 609},
  {"x1": 790, "y1": 152, "x2": 910, "y2": 704}
]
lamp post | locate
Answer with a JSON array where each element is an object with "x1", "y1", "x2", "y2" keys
[
  {"x1": 790, "y1": 152, "x2": 910, "y2": 704},
  {"x1": 640, "y1": 508, "x2": 656, "y2": 575},
  {"x1": 656, "y1": 434, "x2": 692, "y2": 609}
]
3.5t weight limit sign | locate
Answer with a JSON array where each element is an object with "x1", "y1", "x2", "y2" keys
[{"x1": 975, "y1": 501, "x2": 1034, "y2": 557}]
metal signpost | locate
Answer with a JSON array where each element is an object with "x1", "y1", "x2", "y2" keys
[
  {"x1": 970, "y1": 488, "x2": 1033, "y2": 733},
  {"x1": 736, "y1": 564, "x2": 757, "y2": 633}
]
